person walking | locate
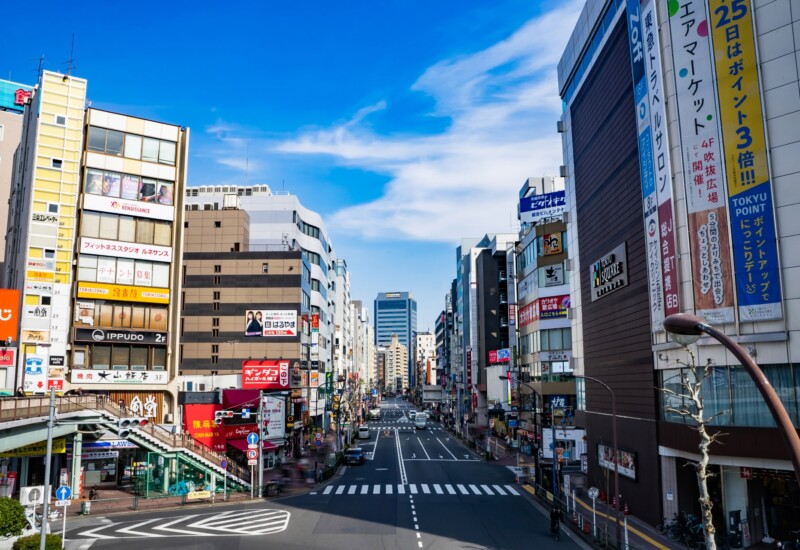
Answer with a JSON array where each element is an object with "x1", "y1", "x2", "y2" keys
[{"x1": 118, "y1": 399, "x2": 127, "y2": 415}]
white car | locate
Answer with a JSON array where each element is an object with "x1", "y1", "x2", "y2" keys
[
  {"x1": 358, "y1": 425, "x2": 370, "y2": 439},
  {"x1": 415, "y1": 415, "x2": 427, "y2": 429}
]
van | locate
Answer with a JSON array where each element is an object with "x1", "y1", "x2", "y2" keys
[
  {"x1": 358, "y1": 425, "x2": 370, "y2": 439},
  {"x1": 415, "y1": 415, "x2": 427, "y2": 429},
  {"x1": 408, "y1": 410, "x2": 417, "y2": 421}
]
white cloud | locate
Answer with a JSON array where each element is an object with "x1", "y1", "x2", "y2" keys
[{"x1": 280, "y1": 2, "x2": 582, "y2": 243}]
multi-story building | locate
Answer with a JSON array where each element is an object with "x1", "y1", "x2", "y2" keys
[
  {"x1": 0, "y1": 80, "x2": 32, "y2": 288},
  {"x1": 183, "y1": 186, "x2": 336, "y2": 379},
  {"x1": 374, "y1": 291, "x2": 416, "y2": 389},
  {"x1": 376, "y1": 346, "x2": 387, "y2": 394},
  {"x1": 560, "y1": 0, "x2": 800, "y2": 536},
  {"x1": 332, "y1": 259, "x2": 353, "y2": 380},
  {"x1": 453, "y1": 239, "x2": 480, "y2": 434},
  {"x1": 3, "y1": 72, "x2": 189, "y2": 424},
  {"x1": 384, "y1": 334, "x2": 408, "y2": 395}
]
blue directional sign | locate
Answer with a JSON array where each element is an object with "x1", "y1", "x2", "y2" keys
[
  {"x1": 246, "y1": 432, "x2": 259, "y2": 445},
  {"x1": 56, "y1": 485, "x2": 71, "y2": 500},
  {"x1": 242, "y1": 408, "x2": 250, "y2": 419},
  {"x1": 221, "y1": 459, "x2": 228, "y2": 470}
]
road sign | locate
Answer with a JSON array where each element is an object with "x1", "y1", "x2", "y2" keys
[
  {"x1": 588, "y1": 487, "x2": 599, "y2": 500},
  {"x1": 55, "y1": 485, "x2": 71, "y2": 500},
  {"x1": 242, "y1": 408, "x2": 250, "y2": 419},
  {"x1": 248, "y1": 459, "x2": 257, "y2": 465},
  {"x1": 221, "y1": 459, "x2": 228, "y2": 470},
  {"x1": 246, "y1": 432, "x2": 259, "y2": 445},
  {"x1": 314, "y1": 432, "x2": 322, "y2": 441},
  {"x1": 55, "y1": 499, "x2": 71, "y2": 507},
  {"x1": 314, "y1": 439, "x2": 322, "y2": 447},
  {"x1": 246, "y1": 449, "x2": 258, "y2": 460}
]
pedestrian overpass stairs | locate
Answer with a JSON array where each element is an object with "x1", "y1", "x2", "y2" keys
[{"x1": 0, "y1": 395, "x2": 251, "y2": 490}]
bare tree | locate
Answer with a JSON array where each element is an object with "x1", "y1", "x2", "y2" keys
[{"x1": 660, "y1": 349, "x2": 726, "y2": 550}]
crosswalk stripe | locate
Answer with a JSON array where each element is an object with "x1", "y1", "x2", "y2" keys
[
  {"x1": 433, "y1": 484, "x2": 443, "y2": 494},
  {"x1": 336, "y1": 486, "x2": 346, "y2": 495},
  {"x1": 373, "y1": 485, "x2": 380, "y2": 494},
  {"x1": 505, "y1": 485, "x2": 520, "y2": 496},
  {"x1": 398, "y1": 485, "x2": 406, "y2": 494},
  {"x1": 469, "y1": 484, "x2": 481, "y2": 495},
  {"x1": 319, "y1": 484, "x2": 521, "y2": 497},
  {"x1": 386, "y1": 484, "x2": 393, "y2": 494},
  {"x1": 445, "y1": 484, "x2": 457, "y2": 495},
  {"x1": 457, "y1": 484, "x2": 469, "y2": 495},
  {"x1": 421, "y1": 484, "x2": 431, "y2": 494},
  {"x1": 481, "y1": 484, "x2": 495, "y2": 495},
  {"x1": 493, "y1": 485, "x2": 507, "y2": 495},
  {"x1": 348, "y1": 485, "x2": 357, "y2": 494},
  {"x1": 323, "y1": 486, "x2": 333, "y2": 495},
  {"x1": 361, "y1": 485, "x2": 369, "y2": 495},
  {"x1": 410, "y1": 484, "x2": 418, "y2": 494}
]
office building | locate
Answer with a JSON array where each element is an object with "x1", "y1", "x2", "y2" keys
[{"x1": 374, "y1": 291, "x2": 416, "y2": 389}]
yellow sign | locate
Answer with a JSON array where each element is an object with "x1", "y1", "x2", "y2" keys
[
  {"x1": 0, "y1": 438, "x2": 67, "y2": 457},
  {"x1": 77, "y1": 281, "x2": 170, "y2": 304},
  {"x1": 186, "y1": 490, "x2": 212, "y2": 500},
  {"x1": 710, "y1": 0, "x2": 768, "y2": 198}
]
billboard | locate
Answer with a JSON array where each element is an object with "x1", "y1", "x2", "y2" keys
[
  {"x1": 241, "y1": 360, "x2": 291, "y2": 390},
  {"x1": 519, "y1": 190, "x2": 566, "y2": 224},
  {"x1": 183, "y1": 404, "x2": 225, "y2": 452},
  {"x1": 709, "y1": 0, "x2": 782, "y2": 321},
  {"x1": 80, "y1": 237, "x2": 172, "y2": 262},
  {"x1": 488, "y1": 349, "x2": 511, "y2": 364},
  {"x1": 0, "y1": 289, "x2": 20, "y2": 343},
  {"x1": 262, "y1": 394, "x2": 286, "y2": 440},
  {"x1": 77, "y1": 282, "x2": 169, "y2": 304},
  {"x1": 539, "y1": 295, "x2": 570, "y2": 319},
  {"x1": 244, "y1": 310, "x2": 298, "y2": 337},
  {"x1": 82, "y1": 193, "x2": 174, "y2": 222},
  {"x1": 0, "y1": 79, "x2": 32, "y2": 113},
  {"x1": 667, "y1": 0, "x2": 735, "y2": 325},
  {"x1": 69, "y1": 369, "x2": 169, "y2": 385}
]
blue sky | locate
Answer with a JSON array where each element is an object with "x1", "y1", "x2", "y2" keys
[{"x1": 3, "y1": 0, "x2": 581, "y2": 328}]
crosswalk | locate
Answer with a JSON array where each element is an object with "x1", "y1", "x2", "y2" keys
[
  {"x1": 367, "y1": 426, "x2": 446, "y2": 431},
  {"x1": 319, "y1": 483, "x2": 520, "y2": 497}
]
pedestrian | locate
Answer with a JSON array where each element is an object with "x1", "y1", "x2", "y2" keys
[
  {"x1": 118, "y1": 399, "x2": 127, "y2": 414},
  {"x1": 15, "y1": 387, "x2": 25, "y2": 397}
]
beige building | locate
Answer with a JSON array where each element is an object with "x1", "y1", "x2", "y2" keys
[{"x1": 385, "y1": 334, "x2": 408, "y2": 394}]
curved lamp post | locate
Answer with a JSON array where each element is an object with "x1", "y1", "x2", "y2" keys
[
  {"x1": 572, "y1": 374, "x2": 622, "y2": 547},
  {"x1": 663, "y1": 313, "x2": 800, "y2": 485}
]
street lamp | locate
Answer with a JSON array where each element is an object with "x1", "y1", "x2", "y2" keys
[
  {"x1": 571, "y1": 374, "x2": 622, "y2": 547},
  {"x1": 498, "y1": 375, "x2": 541, "y2": 489},
  {"x1": 664, "y1": 313, "x2": 800, "y2": 485}
]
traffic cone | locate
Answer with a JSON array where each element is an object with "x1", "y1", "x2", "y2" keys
[{"x1": 623, "y1": 502, "x2": 630, "y2": 515}]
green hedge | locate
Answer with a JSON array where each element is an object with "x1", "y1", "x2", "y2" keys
[
  {"x1": 12, "y1": 534, "x2": 63, "y2": 550},
  {"x1": 0, "y1": 497, "x2": 27, "y2": 538}
]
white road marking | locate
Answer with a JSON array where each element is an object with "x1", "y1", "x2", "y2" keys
[
  {"x1": 323, "y1": 486, "x2": 333, "y2": 495},
  {"x1": 410, "y1": 484, "x2": 418, "y2": 494},
  {"x1": 433, "y1": 484, "x2": 443, "y2": 494},
  {"x1": 457, "y1": 484, "x2": 469, "y2": 495},
  {"x1": 421, "y1": 484, "x2": 431, "y2": 494},
  {"x1": 445, "y1": 484, "x2": 457, "y2": 495},
  {"x1": 116, "y1": 519, "x2": 164, "y2": 537},
  {"x1": 361, "y1": 485, "x2": 369, "y2": 495},
  {"x1": 437, "y1": 438, "x2": 458, "y2": 460},
  {"x1": 336, "y1": 485, "x2": 346, "y2": 495},
  {"x1": 386, "y1": 484, "x2": 393, "y2": 494},
  {"x1": 493, "y1": 485, "x2": 507, "y2": 495},
  {"x1": 416, "y1": 437, "x2": 432, "y2": 459},
  {"x1": 151, "y1": 515, "x2": 200, "y2": 536},
  {"x1": 504, "y1": 485, "x2": 520, "y2": 495},
  {"x1": 481, "y1": 485, "x2": 495, "y2": 495},
  {"x1": 395, "y1": 428, "x2": 408, "y2": 485},
  {"x1": 398, "y1": 484, "x2": 406, "y2": 494},
  {"x1": 469, "y1": 484, "x2": 481, "y2": 495},
  {"x1": 348, "y1": 485, "x2": 357, "y2": 494},
  {"x1": 373, "y1": 485, "x2": 381, "y2": 494}
]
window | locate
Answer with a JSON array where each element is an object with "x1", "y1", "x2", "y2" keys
[
  {"x1": 214, "y1": 265, "x2": 221, "y2": 273},
  {"x1": 124, "y1": 134, "x2": 142, "y2": 160},
  {"x1": 92, "y1": 345, "x2": 111, "y2": 369},
  {"x1": 212, "y1": 318, "x2": 220, "y2": 327},
  {"x1": 51, "y1": 158, "x2": 63, "y2": 170},
  {"x1": 212, "y1": 302, "x2": 220, "y2": 311},
  {"x1": 43, "y1": 249, "x2": 55, "y2": 259},
  {"x1": 87, "y1": 127, "x2": 124, "y2": 156},
  {"x1": 54, "y1": 115, "x2": 67, "y2": 126},
  {"x1": 211, "y1": 345, "x2": 219, "y2": 354},
  {"x1": 212, "y1": 328, "x2": 219, "y2": 337},
  {"x1": 152, "y1": 348, "x2": 166, "y2": 370},
  {"x1": 211, "y1": 355, "x2": 219, "y2": 364},
  {"x1": 213, "y1": 291, "x2": 220, "y2": 300},
  {"x1": 118, "y1": 216, "x2": 136, "y2": 242},
  {"x1": 142, "y1": 138, "x2": 160, "y2": 162},
  {"x1": 159, "y1": 140, "x2": 176, "y2": 165},
  {"x1": 214, "y1": 221, "x2": 221, "y2": 228},
  {"x1": 48, "y1": 203, "x2": 59, "y2": 214},
  {"x1": 214, "y1": 276, "x2": 220, "y2": 285},
  {"x1": 262, "y1": 263, "x2": 269, "y2": 273}
]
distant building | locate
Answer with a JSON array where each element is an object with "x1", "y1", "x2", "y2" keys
[
  {"x1": 374, "y1": 291, "x2": 416, "y2": 387},
  {"x1": 384, "y1": 334, "x2": 408, "y2": 394}
]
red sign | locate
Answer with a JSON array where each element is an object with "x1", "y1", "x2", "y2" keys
[
  {"x1": 15, "y1": 89, "x2": 31, "y2": 106},
  {"x1": 519, "y1": 301, "x2": 539, "y2": 327},
  {"x1": 242, "y1": 360, "x2": 290, "y2": 390},
  {"x1": 539, "y1": 295, "x2": 570, "y2": 319},
  {"x1": 311, "y1": 313, "x2": 319, "y2": 330},
  {"x1": 740, "y1": 467, "x2": 753, "y2": 480},
  {"x1": 47, "y1": 379, "x2": 63, "y2": 390},
  {"x1": 489, "y1": 350, "x2": 498, "y2": 363},
  {"x1": 183, "y1": 404, "x2": 225, "y2": 452},
  {"x1": 0, "y1": 289, "x2": 20, "y2": 343},
  {"x1": 472, "y1": 393, "x2": 477, "y2": 409},
  {"x1": 0, "y1": 349, "x2": 15, "y2": 367},
  {"x1": 223, "y1": 423, "x2": 258, "y2": 440}
]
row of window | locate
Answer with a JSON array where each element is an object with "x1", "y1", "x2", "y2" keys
[
  {"x1": 86, "y1": 168, "x2": 174, "y2": 206},
  {"x1": 74, "y1": 345, "x2": 167, "y2": 370},
  {"x1": 88, "y1": 126, "x2": 177, "y2": 166},
  {"x1": 78, "y1": 254, "x2": 171, "y2": 287},
  {"x1": 297, "y1": 219, "x2": 321, "y2": 239},
  {"x1": 519, "y1": 328, "x2": 572, "y2": 355},
  {"x1": 75, "y1": 300, "x2": 169, "y2": 330},
  {"x1": 81, "y1": 211, "x2": 173, "y2": 246}
]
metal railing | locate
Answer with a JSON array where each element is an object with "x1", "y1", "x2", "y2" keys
[{"x1": 0, "y1": 395, "x2": 251, "y2": 484}]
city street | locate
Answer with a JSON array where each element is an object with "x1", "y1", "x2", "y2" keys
[{"x1": 63, "y1": 398, "x2": 580, "y2": 550}]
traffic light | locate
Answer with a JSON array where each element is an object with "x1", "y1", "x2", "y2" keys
[
  {"x1": 117, "y1": 417, "x2": 149, "y2": 438},
  {"x1": 214, "y1": 410, "x2": 235, "y2": 425}
]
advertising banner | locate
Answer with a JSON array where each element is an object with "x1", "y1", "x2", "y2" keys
[
  {"x1": 0, "y1": 349, "x2": 15, "y2": 367},
  {"x1": 74, "y1": 328, "x2": 168, "y2": 345},
  {"x1": 667, "y1": 0, "x2": 735, "y2": 325},
  {"x1": 241, "y1": 360, "x2": 291, "y2": 390},
  {"x1": 641, "y1": 0, "x2": 679, "y2": 321},
  {"x1": 539, "y1": 295, "x2": 570, "y2": 319},
  {"x1": 543, "y1": 233, "x2": 563, "y2": 255},
  {"x1": 626, "y1": 0, "x2": 667, "y2": 331},
  {"x1": 80, "y1": 237, "x2": 172, "y2": 262},
  {"x1": 23, "y1": 356, "x2": 47, "y2": 393},
  {"x1": 598, "y1": 443, "x2": 637, "y2": 480},
  {"x1": 244, "y1": 310, "x2": 298, "y2": 337},
  {"x1": 488, "y1": 349, "x2": 511, "y2": 364},
  {"x1": 183, "y1": 404, "x2": 225, "y2": 452},
  {"x1": 69, "y1": 369, "x2": 169, "y2": 385},
  {"x1": 77, "y1": 282, "x2": 169, "y2": 304},
  {"x1": 518, "y1": 302, "x2": 538, "y2": 327},
  {"x1": 519, "y1": 190, "x2": 567, "y2": 224},
  {"x1": 82, "y1": 193, "x2": 174, "y2": 222},
  {"x1": 0, "y1": 289, "x2": 20, "y2": 343},
  {"x1": 0, "y1": 79, "x2": 32, "y2": 113},
  {"x1": 0, "y1": 438, "x2": 66, "y2": 457},
  {"x1": 709, "y1": 0, "x2": 782, "y2": 321},
  {"x1": 310, "y1": 370, "x2": 319, "y2": 388},
  {"x1": 262, "y1": 395, "x2": 286, "y2": 439}
]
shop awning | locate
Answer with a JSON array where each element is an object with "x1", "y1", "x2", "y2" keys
[{"x1": 227, "y1": 439, "x2": 282, "y2": 452}]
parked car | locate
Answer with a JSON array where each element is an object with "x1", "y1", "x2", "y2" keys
[
  {"x1": 358, "y1": 425, "x2": 370, "y2": 439},
  {"x1": 345, "y1": 447, "x2": 366, "y2": 465}
]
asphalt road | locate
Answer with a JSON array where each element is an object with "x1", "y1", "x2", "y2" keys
[{"x1": 64, "y1": 397, "x2": 580, "y2": 550}]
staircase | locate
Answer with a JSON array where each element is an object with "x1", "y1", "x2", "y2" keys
[{"x1": 0, "y1": 395, "x2": 251, "y2": 489}]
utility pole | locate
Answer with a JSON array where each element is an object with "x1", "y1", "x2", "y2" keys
[
  {"x1": 40, "y1": 386, "x2": 56, "y2": 550},
  {"x1": 257, "y1": 390, "x2": 264, "y2": 498}
]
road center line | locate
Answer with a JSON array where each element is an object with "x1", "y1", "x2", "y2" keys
[
  {"x1": 416, "y1": 436, "x2": 431, "y2": 459},
  {"x1": 395, "y1": 428, "x2": 408, "y2": 484}
]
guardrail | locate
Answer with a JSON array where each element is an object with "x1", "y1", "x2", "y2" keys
[{"x1": 0, "y1": 395, "x2": 251, "y2": 484}]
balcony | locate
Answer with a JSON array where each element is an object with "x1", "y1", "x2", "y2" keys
[
  {"x1": 499, "y1": 317, "x2": 509, "y2": 328},
  {"x1": 499, "y1": 293, "x2": 508, "y2": 304}
]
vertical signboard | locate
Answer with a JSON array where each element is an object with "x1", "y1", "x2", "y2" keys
[
  {"x1": 709, "y1": 0, "x2": 782, "y2": 321},
  {"x1": 626, "y1": 0, "x2": 667, "y2": 331},
  {"x1": 0, "y1": 290, "x2": 20, "y2": 343},
  {"x1": 667, "y1": 0, "x2": 735, "y2": 324},
  {"x1": 640, "y1": 0, "x2": 679, "y2": 320}
]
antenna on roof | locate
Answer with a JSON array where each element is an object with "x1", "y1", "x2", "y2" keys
[
  {"x1": 37, "y1": 55, "x2": 45, "y2": 80},
  {"x1": 66, "y1": 33, "x2": 77, "y2": 75}
]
